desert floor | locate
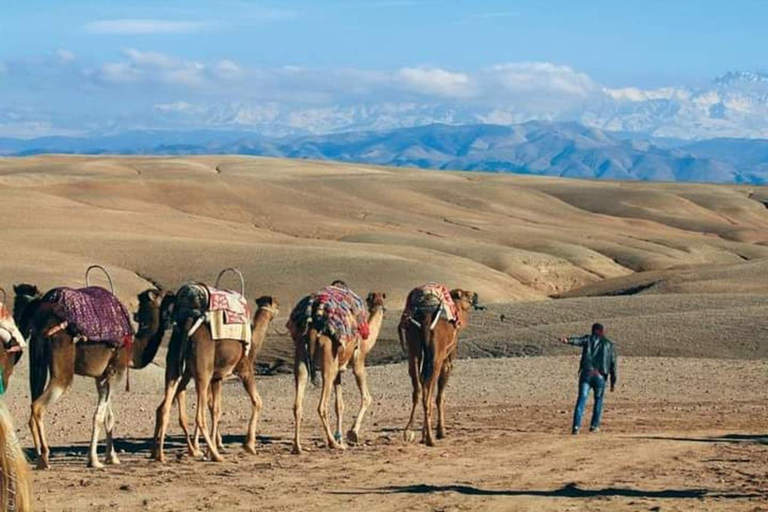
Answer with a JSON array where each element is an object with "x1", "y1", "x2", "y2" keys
[
  {"x1": 4, "y1": 357, "x2": 766, "y2": 512},
  {"x1": 0, "y1": 156, "x2": 766, "y2": 511}
]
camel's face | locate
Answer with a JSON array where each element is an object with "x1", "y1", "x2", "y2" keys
[
  {"x1": 450, "y1": 289, "x2": 478, "y2": 311},
  {"x1": 366, "y1": 292, "x2": 387, "y2": 312},
  {"x1": 135, "y1": 289, "x2": 174, "y2": 329},
  {"x1": 12, "y1": 283, "x2": 41, "y2": 329},
  {"x1": 255, "y1": 296, "x2": 279, "y2": 316}
]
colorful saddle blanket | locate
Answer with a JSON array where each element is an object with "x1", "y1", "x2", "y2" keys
[
  {"x1": 44, "y1": 287, "x2": 133, "y2": 346},
  {"x1": 401, "y1": 283, "x2": 461, "y2": 328},
  {"x1": 288, "y1": 285, "x2": 369, "y2": 349},
  {"x1": 0, "y1": 304, "x2": 25, "y2": 350},
  {"x1": 177, "y1": 284, "x2": 252, "y2": 348}
]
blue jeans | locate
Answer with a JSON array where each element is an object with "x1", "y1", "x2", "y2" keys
[{"x1": 572, "y1": 372, "x2": 606, "y2": 431}]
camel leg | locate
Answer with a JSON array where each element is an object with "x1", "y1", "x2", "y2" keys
[
  {"x1": 30, "y1": 381, "x2": 68, "y2": 470},
  {"x1": 347, "y1": 355, "x2": 372, "y2": 445},
  {"x1": 292, "y1": 359, "x2": 309, "y2": 455},
  {"x1": 422, "y1": 355, "x2": 442, "y2": 448},
  {"x1": 403, "y1": 354, "x2": 422, "y2": 443},
  {"x1": 104, "y1": 379, "x2": 120, "y2": 465},
  {"x1": 175, "y1": 373, "x2": 202, "y2": 457},
  {"x1": 436, "y1": 362, "x2": 452, "y2": 440},
  {"x1": 242, "y1": 372, "x2": 263, "y2": 455},
  {"x1": 195, "y1": 376, "x2": 223, "y2": 462},
  {"x1": 152, "y1": 377, "x2": 181, "y2": 462},
  {"x1": 333, "y1": 373, "x2": 347, "y2": 448},
  {"x1": 88, "y1": 377, "x2": 110, "y2": 469},
  {"x1": 210, "y1": 379, "x2": 225, "y2": 452},
  {"x1": 317, "y1": 343, "x2": 342, "y2": 450}
]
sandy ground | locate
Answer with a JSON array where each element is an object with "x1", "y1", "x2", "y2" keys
[
  {"x1": 0, "y1": 156, "x2": 766, "y2": 511},
  {"x1": 2, "y1": 356, "x2": 765, "y2": 512}
]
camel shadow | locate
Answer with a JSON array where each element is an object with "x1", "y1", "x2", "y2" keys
[
  {"x1": 23, "y1": 434, "x2": 289, "y2": 460},
  {"x1": 333, "y1": 482, "x2": 764, "y2": 500},
  {"x1": 633, "y1": 434, "x2": 768, "y2": 445}
]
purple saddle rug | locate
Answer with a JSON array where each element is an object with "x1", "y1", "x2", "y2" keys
[{"x1": 44, "y1": 287, "x2": 134, "y2": 346}]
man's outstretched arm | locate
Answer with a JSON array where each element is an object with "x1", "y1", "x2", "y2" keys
[{"x1": 560, "y1": 335, "x2": 588, "y2": 346}]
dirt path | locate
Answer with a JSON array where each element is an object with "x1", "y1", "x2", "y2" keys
[{"x1": 8, "y1": 357, "x2": 768, "y2": 511}]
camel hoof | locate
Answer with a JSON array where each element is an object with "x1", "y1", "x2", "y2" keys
[
  {"x1": 437, "y1": 429, "x2": 446, "y2": 440},
  {"x1": 36, "y1": 458, "x2": 51, "y2": 471},
  {"x1": 208, "y1": 453, "x2": 225, "y2": 463},
  {"x1": 404, "y1": 431, "x2": 416, "y2": 443},
  {"x1": 243, "y1": 443, "x2": 257, "y2": 455},
  {"x1": 425, "y1": 437, "x2": 437, "y2": 448},
  {"x1": 346, "y1": 430, "x2": 361, "y2": 445},
  {"x1": 88, "y1": 459, "x2": 105, "y2": 469},
  {"x1": 106, "y1": 455, "x2": 121, "y2": 465},
  {"x1": 292, "y1": 445, "x2": 303, "y2": 455},
  {"x1": 188, "y1": 448, "x2": 203, "y2": 458}
]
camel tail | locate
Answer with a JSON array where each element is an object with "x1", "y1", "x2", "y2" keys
[
  {"x1": 0, "y1": 401, "x2": 31, "y2": 511},
  {"x1": 306, "y1": 328, "x2": 320, "y2": 387},
  {"x1": 28, "y1": 333, "x2": 49, "y2": 402},
  {"x1": 420, "y1": 311, "x2": 435, "y2": 383}
]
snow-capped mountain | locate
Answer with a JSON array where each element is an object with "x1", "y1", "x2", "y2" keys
[{"x1": 142, "y1": 71, "x2": 768, "y2": 141}]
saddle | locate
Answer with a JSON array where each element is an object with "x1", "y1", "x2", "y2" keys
[
  {"x1": 288, "y1": 285, "x2": 369, "y2": 350},
  {"x1": 176, "y1": 284, "x2": 252, "y2": 351},
  {"x1": 400, "y1": 283, "x2": 461, "y2": 330},
  {"x1": 42, "y1": 287, "x2": 133, "y2": 347}
]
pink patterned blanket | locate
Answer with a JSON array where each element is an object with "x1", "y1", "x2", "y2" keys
[
  {"x1": 401, "y1": 283, "x2": 461, "y2": 328},
  {"x1": 44, "y1": 287, "x2": 133, "y2": 346}
]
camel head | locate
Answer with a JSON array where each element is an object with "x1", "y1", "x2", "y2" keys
[
  {"x1": 450, "y1": 289, "x2": 479, "y2": 312},
  {"x1": 134, "y1": 288, "x2": 175, "y2": 333},
  {"x1": 255, "y1": 296, "x2": 280, "y2": 319},
  {"x1": 366, "y1": 292, "x2": 387, "y2": 314},
  {"x1": 12, "y1": 283, "x2": 42, "y2": 335}
]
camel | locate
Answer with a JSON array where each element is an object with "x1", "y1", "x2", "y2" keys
[
  {"x1": 0, "y1": 400, "x2": 31, "y2": 511},
  {"x1": 399, "y1": 287, "x2": 478, "y2": 447},
  {"x1": 17, "y1": 285, "x2": 173, "y2": 469},
  {"x1": 0, "y1": 287, "x2": 25, "y2": 392},
  {"x1": 152, "y1": 289, "x2": 278, "y2": 463},
  {"x1": 289, "y1": 289, "x2": 386, "y2": 455}
]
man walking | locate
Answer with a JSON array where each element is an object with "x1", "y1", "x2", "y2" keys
[{"x1": 561, "y1": 323, "x2": 617, "y2": 434}]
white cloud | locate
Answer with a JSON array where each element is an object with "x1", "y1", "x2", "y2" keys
[
  {"x1": 99, "y1": 49, "x2": 208, "y2": 87},
  {"x1": 486, "y1": 62, "x2": 597, "y2": 97},
  {"x1": 398, "y1": 67, "x2": 473, "y2": 97},
  {"x1": 84, "y1": 19, "x2": 211, "y2": 35},
  {"x1": 56, "y1": 49, "x2": 76, "y2": 63}
]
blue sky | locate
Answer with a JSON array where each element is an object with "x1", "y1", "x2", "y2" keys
[{"x1": 1, "y1": 1, "x2": 767, "y2": 137}]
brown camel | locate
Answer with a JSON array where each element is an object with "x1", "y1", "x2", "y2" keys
[
  {"x1": 289, "y1": 291, "x2": 386, "y2": 455},
  {"x1": 399, "y1": 288, "x2": 477, "y2": 447},
  {"x1": 0, "y1": 289, "x2": 25, "y2": 393},
  {"x1": 17, "y1": 286, "x2": 173, "y2": 469},
  {"x1": 152, "y1": 292, "x2": 278, "y2": 463}
]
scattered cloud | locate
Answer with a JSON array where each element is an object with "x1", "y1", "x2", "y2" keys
[
  {"x1": 84, "y1": 19, "x2": 213, "y2": 35},
  {"x1": 398, "y1": 67, "x2": 473, "y2": 97},
  {"x1": 485, "y1": 62, "x2": 597, "y2": 97},
  {"x1": 56, "y1": 49, "x2": 76, "y2": 63}
]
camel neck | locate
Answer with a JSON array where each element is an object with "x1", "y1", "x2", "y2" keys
[
  {"x1": 366, "y1": 307, "x2": 385, "y2": 346},
  {"x1": 249, "y1": 308, "x2": 274, "y2": 358}
]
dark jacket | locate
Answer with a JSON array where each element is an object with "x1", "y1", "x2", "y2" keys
[{"x1": 568, "y1": 334, "x2": 617, "y2": 386}]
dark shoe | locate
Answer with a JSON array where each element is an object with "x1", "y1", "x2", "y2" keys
[
  {"x1": 571, "y1": 428, "x2": 580, "y2": 435},
  {"x1": 589, "y1": 426, "x2": 600, "y2": 433}
]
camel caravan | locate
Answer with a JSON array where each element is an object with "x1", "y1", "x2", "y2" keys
[{"x1": 1, "y1": 265, "x2": 481, "y2": 470}]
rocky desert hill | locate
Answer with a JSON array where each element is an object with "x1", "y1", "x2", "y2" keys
[{"x1": 1, "y1": 155, "x2": 767, "y2": 363}]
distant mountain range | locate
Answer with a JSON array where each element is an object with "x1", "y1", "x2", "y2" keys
[
  {"x1": 127, "y1": 70, "x2": 768, "y2": 140},
  {"x1": 2, "y1": 122, "x2": 768, "y2": 184}
]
